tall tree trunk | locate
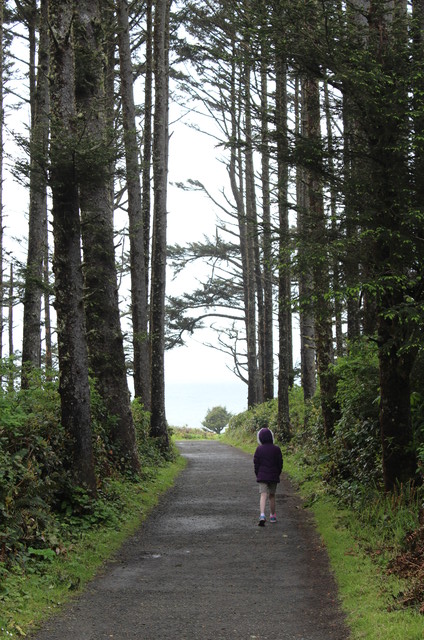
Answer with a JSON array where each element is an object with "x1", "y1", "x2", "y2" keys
[
  {"x1": 49, "y1": 0, "x2": 96, "y2": 493},
  {"x1": 143, "y1": 0, "x2": 153, "y2": 289},
  {"x1": 275, "y1": 54, "x2": 291, "y2": 440},
  {"x1": 342, "y1": 94, "x2": 362, "y2": 342},
  {"x1": 303, "y1": 75, "x2": 337, "y2": 439},
  {"x1": 297, "y1": 179, "x2": 316, "y2": 403},
  {"x1": 413, "y1": 0, "x2": 424, "y2": 207},
  {"x1": 261, "y1": 56, "x2": 274, "y2": 401},
  {"x1": 8, "y1": 264, "x2": 13, "y2": 391},
  {"x1": 116, "y1": 0, "x2": 150, "y2": 407},
  {"x1": 21, "y1": 0, "x2": 49, "y2": 386},
  {"x1": 74, "y1": 0, "x2": 140, "y2": 473},
  {"x1": 341, "y1": 0, "x2": 417, "y2": 488},
  {"x1": 260, "y1": 53, "x2": 274, "y2": 402},
  {"x1": 43, "y1": 233, "x2": 52, "y2": 371},
  {"x1": 150, "y1": 0, "x2": 170, "y2": 450},
  {"x1": 244, "y1": 57, "x2": 262, "y2": 406},
  {"x1": 346, "y1": 0, "x2": 370, "y2": 339},
  {"x1": 228, "y1": 50, "x2": 259, "y2": 407},
  {"x1": 324, "y1": 80, "x2": 344, "y2": 357},
  {"x1": 370, "y1": 0, "x2": 416, "y2": 490},
  {"x1": 295, "y1": 76, "x2": 316, "y2": 404}
]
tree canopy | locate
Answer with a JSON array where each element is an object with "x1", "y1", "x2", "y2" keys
[{"x1": 202, "y1": 405, "x2": 233, "y2": 434}]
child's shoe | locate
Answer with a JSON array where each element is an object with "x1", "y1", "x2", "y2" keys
[
  {"x1": 270, "y1": 514, "x2": 277, "y2": 523},
  {"x1": 258, "y1": 515, "x2": 266, "y2": 527}
]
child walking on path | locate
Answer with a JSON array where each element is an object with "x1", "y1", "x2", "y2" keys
[{"x1": 254, "y1": 427, "x2": 283, "y2": 526}]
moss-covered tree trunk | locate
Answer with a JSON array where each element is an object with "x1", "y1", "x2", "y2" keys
[
  {"x1": 21, "y1": 0, "x2": 49, "y2": 386},
  {"x1": 49, "y1": 0, "x2": 96, "y2": 493},
  {"x1": 74, "y1": 0, "x2": 140, "y2": 474}
]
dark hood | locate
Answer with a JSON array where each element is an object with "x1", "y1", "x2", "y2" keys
[{"x1": 257, "y1": 427, "x2": 274, "y2": 444}]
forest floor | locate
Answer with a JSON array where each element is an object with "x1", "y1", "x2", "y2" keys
[
  {"x1": 388, "y1": 524, "x2": 424, "y2": 612},
  {"x1": 28, "y1": 441, "x2": 349, "y2": 640}
]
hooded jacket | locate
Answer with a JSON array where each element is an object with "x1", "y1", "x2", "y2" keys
[{"x1": 253, "y1": 427, "x2": 283, "y2": 483}]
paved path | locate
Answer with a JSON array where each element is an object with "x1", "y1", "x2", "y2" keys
[{"x1": 30, "y1": 441, "x2": 349, "y2": 639}]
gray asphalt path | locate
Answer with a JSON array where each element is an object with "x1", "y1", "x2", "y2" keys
[{"x1": 30, "y1": 441, "x2": 349, "y2": 639}]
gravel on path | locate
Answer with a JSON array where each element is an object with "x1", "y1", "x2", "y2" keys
[{"x1": 29, "y1": 441, "x2": 350, "y2": 640}]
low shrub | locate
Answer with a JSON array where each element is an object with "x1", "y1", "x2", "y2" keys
[
  {"x1": 171, "y1": 426, "x2": 217, "y2": 440},
  {"x1": 287, "y1": 339, "x2": 383, "y2": 504},
  {"x1": 0, "y1": 369, "x2": 66, "y2": 564},
  {"x1": 227, "y1": 399, "x2": 278, "y2": 442}
]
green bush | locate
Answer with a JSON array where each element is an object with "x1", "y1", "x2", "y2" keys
[
  {"x1": 329, "y1": 340, "x2": 382, "y2": 498},
  {"x1": 288, "y1": 385, "x2": 306, "y2": 432},
  {"x1": 285, "y1": 340, "x2": 383, "y2": 504},
  {"x1": 227, "y1": 399, "x2": 278, "y2": 442},
  {"x1": 0, "y1": 369, "x2": 66, "y2": 563},
  {"x1": 410, "y1": 350, "x2": 424, "y2": 466},
  {"x1": 131, "y1": 397, "x2": 168, "y2": 471},
  {"x1": 131, "y1": 397, "x2": 151, "y2": 443},
  {"x1": 171, "y1": 426, "x2": 217, "y2": 440}
]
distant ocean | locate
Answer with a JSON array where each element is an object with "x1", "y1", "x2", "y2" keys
[{"x1": 165, "y1": 380, "x2": 248, "y2": 428}]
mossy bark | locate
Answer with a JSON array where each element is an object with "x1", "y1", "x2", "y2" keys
[
  {"x1": 49, "y1": 0, "x2": 96, "y2": 493},
  {"x1": 74, "y1": 0, "x2": 140, "y2": 474}
]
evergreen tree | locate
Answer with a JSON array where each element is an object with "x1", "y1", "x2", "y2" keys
[{"x1": 202, "y1": 405, "x2": 233, "y2": 434}]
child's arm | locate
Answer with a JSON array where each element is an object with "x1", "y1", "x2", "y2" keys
[
  {"x1": 276, "y1": 447, "x2": 283, "y2": 475},
  {"x1": 253, "y1": 448, "x2": 260, "y2": 476}
]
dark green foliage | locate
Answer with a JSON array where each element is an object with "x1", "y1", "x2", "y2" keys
[
  {"x1": 328, "y1": 340, "x2": 382, "y2": 497},
  {"x1": 131, "y1": 397, "x2": 169, "y2": 470},
  {"x1": 410, "y1": 351, "x2": 424, "y2": 468},
  {"x1": 0, "y1": 365, "x2": 66, "y2": 563},
  {"x1": 227, "y1": 399, "x2": 278, "y2": 442}
]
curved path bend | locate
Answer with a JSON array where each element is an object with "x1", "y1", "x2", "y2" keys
[{"x1": 30, "y1": 441, "x2": 349, "y2": 640}]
